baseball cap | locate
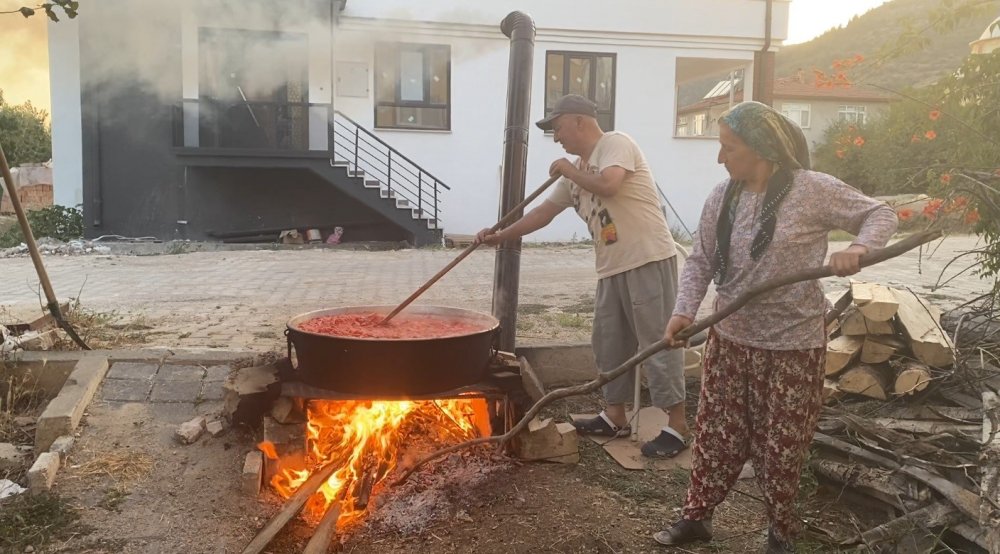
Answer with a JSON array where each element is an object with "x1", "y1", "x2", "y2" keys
[{"x1": 536, "y1": 94, "x2": 598, "y2": 131}]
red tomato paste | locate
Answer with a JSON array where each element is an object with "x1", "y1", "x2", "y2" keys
[{"x1": 297, "y1": 312, "x2": 484, "y2": 339}]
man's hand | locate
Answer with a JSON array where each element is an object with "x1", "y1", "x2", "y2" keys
[
  {"x1": 663, "y1": 315, "x2": 693, "y2": 349},
  {"x1": 475, "y1": 228, "x2": 504, "y2": 246},
  {"x1": 549, "y1": 158, "x2": 576, "y2": 179},
  {"x1": 829, "y1": 244, "x2": 868, "y2": 276}
]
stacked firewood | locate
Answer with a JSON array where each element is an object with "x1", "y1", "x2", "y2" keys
[{"x1": 812, "y1": 281, "x2": 1000, "y2": 552}]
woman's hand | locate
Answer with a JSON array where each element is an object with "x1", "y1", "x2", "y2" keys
[
  {"x1": 663, "y1": 315, "x2": 694, "y2": 349},
  {"x1": 829, "y1": 244, "x2": 869, "y2": 276}
]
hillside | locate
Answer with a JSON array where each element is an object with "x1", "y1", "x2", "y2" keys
[{"x1": 776, "y1": 0, "x2": 1000, "y2": 89}]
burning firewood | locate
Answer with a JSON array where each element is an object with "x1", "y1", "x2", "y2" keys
[{"x1": 302, "y1": 500, "x2": 343, "y2": 554}]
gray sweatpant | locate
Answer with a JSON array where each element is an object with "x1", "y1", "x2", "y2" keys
[{"x1": 592, "y1": 257, "x2": 685, "y2": 409}]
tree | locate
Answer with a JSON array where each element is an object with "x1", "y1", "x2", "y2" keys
[
  {"x1": 0, "y1": 0, "x2": 77, "y2": 21},
  {"x1": 0, "y1": 90, "x2": 52, "y2": 167}
]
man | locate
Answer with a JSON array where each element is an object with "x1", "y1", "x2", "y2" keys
[{"x1": 476, "y1": 94, "x2": 688, "y2": 458}]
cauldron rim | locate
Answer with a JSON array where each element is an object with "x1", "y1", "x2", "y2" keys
[{"x1": 286, "y1": 304, "x2": 500, "y2": 343}]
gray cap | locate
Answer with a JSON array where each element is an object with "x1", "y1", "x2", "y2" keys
[{"x1": 536, "y1": 94, "x2": 598, "y2": 131}]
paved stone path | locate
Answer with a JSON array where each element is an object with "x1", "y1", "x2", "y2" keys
[{"x1": 0, "y1": 235, "x2": 991, "y2": 350}]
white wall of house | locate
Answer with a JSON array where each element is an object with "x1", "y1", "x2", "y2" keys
[
  {"x1": 333, "y1": 0, "x2": 788, "y2": 241},
  {"x1": 47, "y1": 15, "x2": 84, "y2": 208}
]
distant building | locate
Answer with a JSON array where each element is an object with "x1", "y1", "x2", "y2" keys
[
  {"x1": 970, "y1": 14, "x2": 1000, "y2": 54},
  {"x1": 676, "y1": 70, "x2": 892, "y2": 151}
]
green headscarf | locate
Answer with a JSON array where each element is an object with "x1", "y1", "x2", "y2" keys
[{"x1": 711, "y1": 101, "x2": 811, "y2": 285}]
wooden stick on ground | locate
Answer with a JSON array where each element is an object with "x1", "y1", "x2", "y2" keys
[
  {"x1": 302, "y1": 501, "x2": 343, "y2": 554},
  {"x1": 393, "y1": 230, "x2": 942, "y2": 485},
  {"x1": 240, "y1": 460, "x2": 339, "y2": 554}
]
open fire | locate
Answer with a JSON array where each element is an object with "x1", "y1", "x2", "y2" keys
[{"x1": 258, "y1": 397, "x2": 491, "y2": 527}]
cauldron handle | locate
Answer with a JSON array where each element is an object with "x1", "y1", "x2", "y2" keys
[{"x1": 284, "y1": 328, "x2": 298, "y2": 371}]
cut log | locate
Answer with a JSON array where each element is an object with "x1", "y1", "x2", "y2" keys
[
  {"x1": 841, "y1": 305, "x2": 895, "y2": 336},
  {"x1": 838, "y1": 364, "x2": 892, "y2": 400},
  {"x1": 861, "y1": 335, "x2": 907, "y2": 364},
  {"x1": 852, "y1": 280, "x2": 899, "y2": 321},
  {"x1": 869, "y1": 418, "x2": 980, "y2": 436},
  {"x1": 302, "y1": 501, "x2": 342, "y2": 554},
  {"x1": 811, "y1": 458, "x2": 926, "y2": 509},
  {"x1": 891, "y1": 288, "x2": 954, "y2": 368},
  {"x1": 826, "y1": 289, "x2": 853, "y2": 336},
  {"x1": 511, "y1": 417, "x2": 579, "y2": 464},
  {"x1": 880, "y1": 406, "x2": 981, "y2": 422},
  {"x1": 893, "y1": 361, "x2": 933, "y2": 396},
  {"x1": 823, "y1": 379, "x2": 844, "y2": 404},
  {"x1": 826, "y1": 335, "x2": 864, "y2": 376},
  {"x1": 856, "y1": 502, "x2": 963, "y2": 547}
]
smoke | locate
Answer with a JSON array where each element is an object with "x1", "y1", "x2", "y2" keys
[{"x1": 0, "y1": 5, "x2": 51, "y2": 113}]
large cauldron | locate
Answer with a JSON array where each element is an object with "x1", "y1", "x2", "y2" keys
[{"x1": 286, "y1": 305, "x2": 500, "y2": 396}]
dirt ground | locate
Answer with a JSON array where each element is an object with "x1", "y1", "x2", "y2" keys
[{"x1": 6, "y1": 375, "x2": 867, "y2": 554}]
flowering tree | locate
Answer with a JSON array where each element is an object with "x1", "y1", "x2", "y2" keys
[{"x1": 0, "y1": 0, "x2": 77, "y2": 20}]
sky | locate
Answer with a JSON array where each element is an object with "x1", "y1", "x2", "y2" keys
[{"x1": 0, "y1": 0, "x2": 891, "y2": 114}]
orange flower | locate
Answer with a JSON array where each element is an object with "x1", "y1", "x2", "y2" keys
[
  {"x1": 965, "y1": 209, "x2": 981, "y2": 225},
  {"x1": 854, "y1": 54, "x2": 864, "y2": 63},
  {"x1": 940, "y1": 173, "x2": 951, "y2": 184},
  {"x1": 925, "y1": 130, "x2": 937, "y2": 140},
  {"x1": 897, "y1": 208, "x2": 914, "y2": 221},
  {"x1": 911, "y1": 134, "x2": 921, "y2": 143},
  {"x1": 854, "y1": 136, "x2": 866, "y2": 147},
  {"x1": 923, "y1": 199, "x2": 944, "y2": 220},
  {"x1": 929, "y1": 110, "x2": 941, "y2": 121},
  {"x1": 835, "y1": 149, "x2": 846, "y2": 159},
  {"x1": 832, "y1": 60, "x2": 843, "y2": 70}
]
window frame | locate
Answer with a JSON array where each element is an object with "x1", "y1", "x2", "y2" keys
[
  {"x1": 838, "y1": 104, "x2": 867, "y2": 125},
  {"x1": 374, "y1": 42, "x2": 451, "y2": 131},
  {"x1": 780, "y1": 102, "x2": 811, "y2": 129},
  {"x1": 543, "y1": 50, "x2": 617, "y2": 131}
]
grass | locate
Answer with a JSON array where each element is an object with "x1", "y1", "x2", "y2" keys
[
  {"x1": 0, "y1": 493, "x2": 86, "y2": 552},
  {"x1": 516, "y1": 303, "x2": 550, "y2": 315},
  {"x1": 97, "y1": 485, "x2": 130, "y2": 512},
  {"x1": 553, "y1": 312, "x2": 589, "y2": 329},
  {"x1": 74, "y1": 448, "x2": 155, "y2": 483},
  {"x1": 0, "y1": 370, "x2": 46, "y2": 444},
  {"x1": 58, "y1": 303, "x2": 156, "y2": 350}
]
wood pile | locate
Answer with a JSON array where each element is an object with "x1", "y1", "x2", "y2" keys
[{"x1": 815, "y1": 282, "x2": 999, "y2": 552}]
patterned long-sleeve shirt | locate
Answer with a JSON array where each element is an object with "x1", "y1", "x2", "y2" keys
[{"x1": 674, "y1": 170, "x2": 899, "y2": 350}]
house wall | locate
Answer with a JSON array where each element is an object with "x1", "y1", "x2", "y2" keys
[
  {"x1": 775, "y1": 99, "x2": 890, "y2": 151},
  {"x1": 331, "y1": 1, "x2": 787, "y2": 241},
  {"x1": 49, "y1": 0, "x2": 791, "y2": 242}
]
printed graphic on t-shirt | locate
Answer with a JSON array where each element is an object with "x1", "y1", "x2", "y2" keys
[
  {"x1": 598, "y1": 208, "x2": 618, "y2": 244},
  {"x1": 571, "y1": 163, "x2": 619, "y2": 246}
]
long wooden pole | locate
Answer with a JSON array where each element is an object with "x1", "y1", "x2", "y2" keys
[
  {"x1": 393, "y1": 230, "x2": 943, "y2": 484},
  {"x1": 380, "y1": 174, "x2": 561, "y2": 325},
  {"x1": 301, "y1": 501, "x2": 343, "y2": 554},
  {"x1": 0, "y1": 141, "x2": 89, "y2": 349}
]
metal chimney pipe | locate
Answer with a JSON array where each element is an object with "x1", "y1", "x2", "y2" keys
[{"x1": 493, "y1": 11, "x2": 536, "y2": 352}]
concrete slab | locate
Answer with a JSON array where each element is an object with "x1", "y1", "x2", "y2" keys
[
  {"x1": 204, "y1": 365, "x2": 231, "y2": 382},
  {"x1": 107, "y1": 362, "x2": 158, "y2": 380},
  {"x1": 200, "y1": 380, "x2": 225, "y2": 402},
  {"x1": 101, "y1": 378, "x2": 152, "y2": 402},
  {"x1": 150, "y1": 381, "x2": 202, "y2": 403},
  {"x1": 28, "y1": 452, "x2": 59, "y2": 493},
  {"x1": 155, "y1": 364, "x2": 205, "y2": 382},
  {"x1": 35, "y1": 356, "x2": 109, "y2": 452}
]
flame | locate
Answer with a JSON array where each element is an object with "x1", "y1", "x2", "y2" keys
[{"x1": 267, "y1": 397, "x2": 489, "y2": 525}]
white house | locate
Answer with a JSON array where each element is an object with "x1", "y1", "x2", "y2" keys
[{"x1": 48, "y1": 0, "x2": 790, "y2": 243}]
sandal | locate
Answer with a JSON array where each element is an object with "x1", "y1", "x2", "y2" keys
[
  {"x1": 641, "y1": 427, "x2": 690, "y2": 459},
  {"x1": 653, "y1": 518, "x2": 713, "y2": 546},
  {"x1": 572, "y1": 411, "x2": 631, "y2": 438}
]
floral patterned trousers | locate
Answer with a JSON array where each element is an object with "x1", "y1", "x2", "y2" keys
[{"x1": 682, "y1": 332, "x2": 825, "y2": 543}]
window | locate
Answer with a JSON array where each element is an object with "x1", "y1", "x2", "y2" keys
[
  {"x1": 544, "y1": 51, "x2": 616, "y2": 131},
  {"x1": 676, "y1": 116, "x2": 689, "y2": 137},
  {"x1": 374, "y1": 43, "x2": 450, "y2": 130},
  {"x1": 781, "y1": 102, "x2": 811, "y2": 128},
  {"x1": 674, "y1": 58, "x2": 747, "y2": 138},
  {"x1": 693, "y1": 113, "x2": 707, "y2": 136},
  {"x1": 838, "y1": 105, "x2": 867, "y2": 125}
]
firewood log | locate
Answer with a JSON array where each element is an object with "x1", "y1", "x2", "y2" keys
[
  {"x1": 838, "y1": 364, "x2": 892, "y2": 400},
  {"x1": 861, "y1": 335, "x2": 907, "y2": 364},
  {"x1": 841, "y1": 305, "x2": 895, "y2": 336},
  {"x1": 826, "y1": 335, "x2": 864, "y2": 376},
  {"x1": 851, "y1": 280, "x2": 899, "y2": 322},
  {"x1": 891, "y1": 288, "x2": 954, "y2": 368},
  {"x1": 893, "y1": 361, "x2": 933, "y2": 396}
]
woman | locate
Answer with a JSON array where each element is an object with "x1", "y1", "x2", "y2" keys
[{"x1": 654, "y1": 101, "x2": 897, "y2": 552}]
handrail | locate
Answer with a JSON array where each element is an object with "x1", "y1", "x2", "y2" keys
[{"x1": 333, "y1": 110, "x2": 450, "y2": 190}]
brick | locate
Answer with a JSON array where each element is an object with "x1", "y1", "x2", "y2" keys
[
  {"x1": 101, "y1": 378, "x2": 151, "y2": 402},
  {"x1": 242, "y1": 450, "x2": 263, "y2": 496},
  {"x1": 28, "y1": 452, "x2": 59, "y2": 494},
  {"x1": 206, "y1": 419, "x2": 226, "y2": 437},
  {"x1": 0, "y1": 442, "x2": 29, "y2": 473},
  {"x1": 35, "y1": 356, "x2": 109, "y2": 452},
  {"x1": 175, "y1": 416, "x2": 206, "y2": 444},
  {"x1": 155, "y1": 364, "x2": 205, "y2": 382},
  {"x1": 49, "y1": 435, "x2": 75, "y2": 464},
  {"x1": 107, "y1": 362, "x2": 158, "y2": 380},
  {"x1": 150, "y1": 381, "x2": 202, "y2": 403}
]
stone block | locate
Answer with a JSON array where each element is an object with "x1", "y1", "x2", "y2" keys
[
  {"x1": 242, "y1": 450, "x2": 263, "y2": 496},
  {"x1": 28, "y1": 452, "x2": 59, "y2": 493},
  {"x1": 35, "y1": 356, "x2": 109, "y2": 452},
  {"x1": 175, "y1": 416, "x2": 206, "y2": 444},
  {"x1": 49, "y1": 435, "x2": 75, "y2": 464},
  {"x1": 515, "y1": 343, "x2": 596, "y2": 386},
  {"x1": 206, "y1": 419, "x2": 226, "y2": 437},
  {"x1": 155, "y1": 364, "x2": 205, "y2": 382},
  {"x1": 150, "y1": 380, "x2": 202, "y2": 403},
  {"x1": 106, "y1": 362, "x2": 158, "y2": 380},
  {"x1": 101, "y1": 378, "x2": 151, "y2": 402}
]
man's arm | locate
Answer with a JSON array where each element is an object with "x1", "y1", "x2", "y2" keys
[
  {"x1": 475, "y1": 200, "x2": 566, "y2": 245},
  {"x1": 550, "y1": 159, "x2": 627, "y2": 198}
]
